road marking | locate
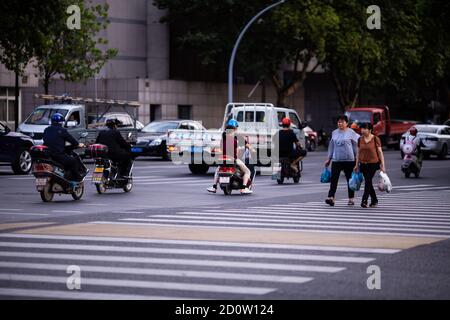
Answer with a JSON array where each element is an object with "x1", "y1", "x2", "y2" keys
[
  {"x1": 0, "y1": 222, "x2": 54, "y2": 231},
  {"x1": 0, "y1": 233, "x2": 400, "y2": 254},
  {"x1": 0, "y1": 208, "x2": 23, "y2": 211},
  {"x1": 0, "y1": 241, "x2": 374, "y2": 263},
  {"x1": 51, "y1": 210, "x2": 83, "y2": 213},
  {"x1": 0, "y1": 251, "x2": 344, "y2": 273},
  {"x1": 0, "y1": 288, "x2": 196, "y2": 300},
  {"x1": 0, "y1": 262, "x2": 313, "y2": 284},
  {"x1": 0, "y1": 274, "x2": 275, "y2": 295}
]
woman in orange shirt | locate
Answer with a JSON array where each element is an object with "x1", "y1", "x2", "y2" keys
[{"x1": 354, "y1": 123, "x2": 386, "y2": 208}]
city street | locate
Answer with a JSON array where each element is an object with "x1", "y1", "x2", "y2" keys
[{"x1": 0, "y1": 150, "x2": 449, "y2": 299}]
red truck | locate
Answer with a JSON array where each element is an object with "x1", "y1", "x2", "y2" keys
[{"x1": 345, "y1": 106, "x2": 416, "y2": 149}]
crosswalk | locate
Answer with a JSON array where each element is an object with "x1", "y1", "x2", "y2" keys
[
  {"x1": 99, "y1": 190, "x2": 450, "y2": 238},
  {"x1": 0, "y1": 233, "x2": 398, "y2": 299}
]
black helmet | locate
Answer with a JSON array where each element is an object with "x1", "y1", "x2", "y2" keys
[{"x1": 106, "y1": 118, "x2": 122, "y2": 128}]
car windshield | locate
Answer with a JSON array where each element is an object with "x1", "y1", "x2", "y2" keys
[
  {"x1": 345, "y1": 111, "x2": 372, "y2": 124},
  {"x1": 25, "y1": 108, "x2": 68, "y2": 125},
  {"x1": 416, "y1": 127, "x2": 439, "y2": 134},
  {"x1": 142, "y1": 121, "x2": 179, "y2": 133}
]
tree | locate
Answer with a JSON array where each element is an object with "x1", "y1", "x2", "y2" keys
[
  {"x1": 154, "y1": 0, "x2": 338, "y2": 106},
  {"x1": 34, "y1": 0, "x2": 118, "y2": 95},
  {"x1": 324, "y1": 0, "x2": 422, "y2": 111},
  {"x1": 0, "y1": 0, "x2": 60, "y2": 129}
]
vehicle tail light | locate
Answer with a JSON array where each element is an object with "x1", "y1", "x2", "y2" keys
[
  {"x1": 219, "y1": 166, "x2": 235, "y2": 174},
  {"x1": 33, "y1": 163, "x2": 54, "y2": 173}
]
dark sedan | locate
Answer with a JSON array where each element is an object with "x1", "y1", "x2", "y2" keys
[
  {"x1": 0, "y1": 122, "x2": 35, "y2": 174},
  {"x1": 132, "y1": 120, "x2": 205, "y2": 160}
]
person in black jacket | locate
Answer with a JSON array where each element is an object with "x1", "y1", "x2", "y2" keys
[
  {"x1": 43, "y1": 113, "x2": 85, "y2": 181},
  {"x1": 96, "y1": 118, "x2": 132, "y2": 178}
]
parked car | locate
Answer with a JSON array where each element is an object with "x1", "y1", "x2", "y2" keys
[
  {"x1": 133, "y1": 120, "x2": 206, "y2": 160},
  {"x1": 0, "y1": 122, "x2": 34, "y2": 174},
  {"x1": 400, "y1": 124, "x2": 450, "y2": 159},
  {"x1": 304, "y1": 126, "x2": 318, "y2": 151}
]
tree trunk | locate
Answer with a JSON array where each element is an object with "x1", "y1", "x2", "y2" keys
[{"x1": 14, "y1": 70, "x2": 19, "y2": 131}]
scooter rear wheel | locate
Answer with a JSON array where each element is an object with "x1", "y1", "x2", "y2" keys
[
  {"x1": 96, "y1": 183, "x2": 107, "y2": 194},
  {"x1": 40, "y1": 183, "x2": 54, "y2": 202},
  {"x1": 223, "y1": 184, "x2": 232, "y2": 195},
  {"x1": 123, "y1": 180, "x2": 133, "y2": 193}
]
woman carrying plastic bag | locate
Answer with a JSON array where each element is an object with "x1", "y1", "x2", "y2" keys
[{"x1": 354, "y1": 123, "x2": 387, "y2": 208}]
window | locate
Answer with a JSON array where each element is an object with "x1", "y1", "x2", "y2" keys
[
  {"x1": 178, "y1": 122, "x2": 190, "y2": 130},
  {"x1": 373, "y1": 113, "x2": 381, "y2": 125},
  {"x1": 245, "y1": 111, "x2": 254, "y2": 122},
  {"x1": 150, "y1": 104, "x2": 161, "y2": 122},
  {"x1": 236, "y1": 111, "x2": 244, "y2": 122},
  {"x1": 67, "y1": 111, "x2": 80, "y2": 125},
  {"x1": 440, "y1": 128, "x2": 450, "y2": 136},
  {"x1": 178, "y1": 105, "x2": 192, "y2": 120},
  {"x1": 256, "y1": 111, "x2": 265, "y2": 122},
  {"x1": 25, "y1": 108, "x2": 68, "y2": 125},
  {"x1": 277, "y1": 112, "x2": 286, "y2": 123},
  {"x1": 191, "y1": 122, "x2": 204, "y2": 130},
  {"x1": 289, "y1": 113, "x2": 301, "y2": 128},
  {"x1": 0, "y1": 100, "x2": 6, "y2": 122},
  {"x1": 117, "y1": 115, "x2": 132, "y2": 127},
  {"x1": 142, "y1": 121, "x2": 178, "y2": 133}
]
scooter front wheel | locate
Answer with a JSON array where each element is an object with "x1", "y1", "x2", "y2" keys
[
  {"x1": 40, "y1": 183, "x2": 54, "y2": 202},
  {"x1": 72, "y1": 183, "x2": 84, "y2": 200},
  {"x1": 123, "y1": 180, "x2": 133, "y2": 193}
]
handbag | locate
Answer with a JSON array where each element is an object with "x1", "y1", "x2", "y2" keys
[
  {"x1": 349, "y1": 171, "x2": 364, "y2": 191},
  {"x1": 320, "y1": 167, "x2": 331, "y2": 183}
]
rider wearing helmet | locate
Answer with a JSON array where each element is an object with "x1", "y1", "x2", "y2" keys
[
  {"x1": 207, "y1": 119, "x2": 253, "y2": 194},
  {"x1": 273, "y1": 117, "x2": 307, "y2": 173},
  {"x1": 43, "y1": 113, "x2": 85, "y2": 181},
  {"x1": 96, "y1": 118, "x2": 132, "y2": 178}
]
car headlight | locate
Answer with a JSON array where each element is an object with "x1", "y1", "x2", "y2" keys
[{"x1": 150, "y1": 139, "x2": 162, "y2": 146}]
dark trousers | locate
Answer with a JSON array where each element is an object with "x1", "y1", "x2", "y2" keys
[
  {"x1": 52, "y1": 152, "x2": 81, "y2": 181},
  {"x1": 328, "y1": 161, "x2": 356, "y2": 198},
  {"x1": 360, "y1": 162, "x2": 380, "y2": 203},
  {"x1": 110, "y1": 150, "x2": 132, "y2": 176}
]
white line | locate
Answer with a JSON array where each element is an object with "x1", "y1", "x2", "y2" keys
[
  {"x1": 0, "y1": 233, "x2": 400, "y2": 254},
  {"x1": 0, "y1": 288, "x2": 195, "y2": 300},
  {"x1": 200, "y1": 209, "x2": 450, "y2": 220},
  {"x1": 0, "y1": 274, "x2": 275, "y2": 295},
  {"x1": 0, "y1": 262, "x2": 313, "y2": 284},
  {"x1": 0, "y1": 212, "x2": 48, "y2": 216},
  {"x1": 0, "y1": 251, "x2": 345, "y2": 273},
  {"x1": 51, "y1": 210, "x2": 83, "y2": 213},
  {"x1": 0, "y1": 241, "x2": 374, "y2": 263},
  {"x1": 169, "y1": 212, "x2": 450, "y2": 224},
  {"x1": 0, "y1": 209, "x2": 23, "y2": 211},
  {"x1": 127, "y1": 216, "x2": 450, "y2": 230},
  {"x1": 105, "y1": 219, "x2": 450, "y2": 235},
  {"x1": 246, "y1": 207, "x2": 450, "y2": 214}
]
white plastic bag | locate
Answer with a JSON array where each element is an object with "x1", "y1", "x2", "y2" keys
[{"x1": 378, "y1": 171, "x2": 392, "y2": 193}]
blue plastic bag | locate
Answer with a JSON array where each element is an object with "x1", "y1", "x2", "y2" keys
[
  {"x1": 320, "y1": 167, "x2": 331, "y2": 183},
  {"x1": 349, "y1": 172, "x2": 364, "y2": 191}
]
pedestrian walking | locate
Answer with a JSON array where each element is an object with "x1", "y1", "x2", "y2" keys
[
  {"x1": 354, "y1": 122, "x2": 386, "y2": 208},
  {"x1": 324, "y1": 115, "x2": 360, "y2": 206}
]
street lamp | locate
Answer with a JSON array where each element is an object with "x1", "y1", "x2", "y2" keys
[{"x1": 228, "y1": 0, "x2": 286, "y2": 104}]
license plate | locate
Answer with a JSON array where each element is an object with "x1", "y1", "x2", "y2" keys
[
  {"x1": 131, "y1": 147, "x2": 143, "y2": 153},
  {"x1": 35, "y1": 178, "x2": 48, "y2": 186},
  {"x1": 94, "y1": 167, "x2": 104, "y2": 173},
  {"x1": 92, "y1": 172, "x2": 103, "y2": 183},
  {"x1": 219, "y1": 177, "x2": 230, "y2": 184}
]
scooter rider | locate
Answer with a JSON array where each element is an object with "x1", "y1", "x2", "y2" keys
[
  {"x1": 273, "y1": 117, "x2": 307, "y2": 173},
  {"x1": 43, "y1": 113, "x2": 85, "y2": 181},
  {"x1": 405, "y1": 127, "x2": 425, "y2": 165},
  {"x1": 207, "y1": 119, "x2": 253, "y2": 194},
  {"x1": 96, "y1": 118, "x2": 132, "y2": 178}
]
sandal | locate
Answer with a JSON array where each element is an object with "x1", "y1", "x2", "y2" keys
[
  {"x1": 361, "y1": 200, "x2": 368, "y2": 208},
  {"x1": 348, "y1": 199, "x2": 355, "y2": 206},
  {"x1": 369, "y1": 202, "x2": 378, "y2": 208},
  {"x1": 325, "y1": 198, "x2": 335, "y2": 206}
]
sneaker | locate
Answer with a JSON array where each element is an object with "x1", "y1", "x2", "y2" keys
[
  {"x1": 369, "y1": 202, "x2": 378, "y2": 208},
  {"x1": 206, "y1": 186, "x2": 217, "y2": 193},
  {"x1": 361, "y1": 201, "x2": 368, "y2": 208},
  {"x1": 240, "y1": 188, "x2": 253, "y2": 194}
]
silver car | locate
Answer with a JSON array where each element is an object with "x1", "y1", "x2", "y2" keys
[{"x1": 400, "y1": 124, "x2": 450, "y2": 159}]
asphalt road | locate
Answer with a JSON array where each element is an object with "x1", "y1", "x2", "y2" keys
[{"x1": 0, "y1": 149, "x2": 449, "y2": 299}]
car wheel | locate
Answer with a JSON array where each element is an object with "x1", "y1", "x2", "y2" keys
[
  {"x1": 189, "y1": 164, "x2": 209, "y2": 175},
  {"x1": 12, "y1": 149, "x2": 32, "y2": 175},
  {"x1": 438, "y1": 144, "x2": 448, "y2": 160}
]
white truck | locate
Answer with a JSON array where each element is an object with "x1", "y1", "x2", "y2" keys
[{"x1": 167, "y1": 103, "x2": 307, "y2": 174}]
